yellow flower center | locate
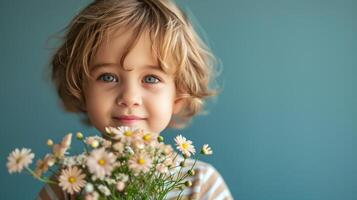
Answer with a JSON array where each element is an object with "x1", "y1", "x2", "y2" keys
[
  {"x1": 98, "y1": 159, "x2": 106, "y2": 166},
  {"x1": 143, "y1": 134, "x2": 151, "y2": 141},
  {"x1": 68, "y1": 176, "x2": 76, "y2": 184},
  {"x1": 138, "y1": 158, "x2": 145, "y2": 165},
  {"x1": 182, "y1": 143, "x2": 188, "y2": 149},
  {"x1": 124, "y1": 131, "x2": 132, "y2": 137},
  {"x1": 16, "y1": 157, "x2": 23, "y2": 164}
]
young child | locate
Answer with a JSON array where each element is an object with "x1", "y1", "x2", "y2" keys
[{"x1": 37, "y1": 0, "x2": 233, "y2": 199}]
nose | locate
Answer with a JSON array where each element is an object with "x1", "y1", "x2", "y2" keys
[{"x1": 116, "y1": 82, "x2": 142, "y2": 108}]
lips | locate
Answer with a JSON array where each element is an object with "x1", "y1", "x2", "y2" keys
[{"x1": 113, "y1": 115, "x2": 145, "y2": 124}]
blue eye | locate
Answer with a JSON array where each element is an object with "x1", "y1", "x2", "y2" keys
[
  {"x1": 143, "y1": 75, "x2": 160, "y2": 84},
  {"x1": 98, "y1": 73, "x2": 118, "y2": 82}
]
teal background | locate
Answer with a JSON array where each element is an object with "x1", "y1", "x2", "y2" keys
[{"x1": 1, "y1": 0, "x2": 357, "y2": 199}]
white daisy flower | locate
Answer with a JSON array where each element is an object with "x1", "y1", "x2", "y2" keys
[
  {"x1": 131, "y1": 139, "x2": 145, "y2": 150},
  {"x1": 156, "y1": 163, "x2": 169, "y2": 174},
  {"x1": 116, "y1": 126, "x2": 137, "y2": 144},
  {"x1": 7, "y1": 148, "x2": 35, "y2": 174},
  {"x1": 34, "y1": 154, "x2": 55, "y2": 178},
  {"x1": 159, "y1": 143, "x2": 174, "y2": 155},
  {"x1": 133, "y1": 130, "x2": 159, "y2": 151},
  {"x1": 128, "y1": 153, "x2": 152, "y2": 173},
  {"x1": 201, "y1": 144, "x2": 213, "y2": 155},
  {"x1": 136, "y1": 129, "x2": 158, "y2": 144},
  {"x1": 53, "y1": 133, "x2": 72, "y2": 158},
  {"x1": 112, "y1": 142, "x2": 125, "y2": 154},
  {"x1": 58, "y1": 166, "x2": 86, "y2": 195},
  {"x1": 105, "y1": 126, "x2": 120, "y2": 139},
  {"x1": 174, "y1": 135, "x2": 196, "y2": 157},
  {"x1": 63, "y1": 133, "x2": 72, "y2": 146},
  {"x1": 86, "y1": 148, "x2": 116, "y2": 179}
]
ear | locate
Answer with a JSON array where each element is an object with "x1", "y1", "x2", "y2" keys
[{"x1": 173, "y1": 96, "x2": 185, "y2": 115}]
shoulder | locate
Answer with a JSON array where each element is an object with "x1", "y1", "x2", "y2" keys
[
  {"x1": 167, "y1": 157, "x2": 234, "y2": 200},
  {"x1": 191, "y1": 159, "x2": 234, "y2": 200}
]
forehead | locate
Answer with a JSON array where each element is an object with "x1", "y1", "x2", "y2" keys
[
  {"x1": 88, "y1": 26, "x2": 178, "y2": 78},
  {"x1": 92, "y1": 28, "x2": 157, "y2": 69}
]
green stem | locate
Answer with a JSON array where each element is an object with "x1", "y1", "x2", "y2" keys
[
  {"x1": 25, "y1": 167, "x2": 57, "y2": 184},
  {"x1": 177, "y1": 188, "x2": 184, "y2": 200},
  {"x1": 81, "y1": 140, "x2": 90, "y2": 154}
]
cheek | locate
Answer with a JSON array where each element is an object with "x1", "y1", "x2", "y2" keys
[
  {"x1": 144, "y1": 89, "x2": 175, "y2": 129},
  {"x1": 150, "y1": 98, "x2": 173, "y2": 116},
  {"x1": 85, "y1": 88, "x2": 114, "y2": 125}
]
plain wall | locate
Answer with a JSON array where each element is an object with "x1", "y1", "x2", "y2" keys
[{"x1": 1, "y1": 0, "x2": 357, "y2": 199}]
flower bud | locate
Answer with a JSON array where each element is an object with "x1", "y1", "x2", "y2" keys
[
  {"x1": 46, "y1": 139, "x2": 53, "y2": 146},
  {"x1": 116, "y1": 181, "x2": 126, "y2": 192},
  {"x1": 188, "y1": 169, "x2": 195, "y2": 176},
  {"x1": 76, "y1": 132, "x2": 83, "y2": 140},
  {"x1": 47, "y1": 156, "x2": 55, "y2": 167},
  {"x1": 157, "y1": 136, "x2": 164, "y2": 143},
  {"x1": 61, "y1": 133, "x2": 72, "y2": 148},
  {"x1": 185, "y1": 180, "x2": 192, "y2": 187},
  {"x1": 180, "y1": 161, "x2": 185, "y2": 167},
  {"x1": 91, "y1": 140, "x2": 99, "y2": 148}
]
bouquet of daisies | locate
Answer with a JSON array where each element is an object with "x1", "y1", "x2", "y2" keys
[{"x1": 6, "y1": 126, "x2": 213, "y2": 199}]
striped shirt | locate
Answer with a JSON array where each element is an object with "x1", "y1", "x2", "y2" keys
[{"x1": 36, "y1": 158, "x2": 233, "y2": 200}]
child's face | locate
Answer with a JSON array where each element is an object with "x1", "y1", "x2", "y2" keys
[{"x1": 83, "y1": 29, "x2": 182, "y2": 134}]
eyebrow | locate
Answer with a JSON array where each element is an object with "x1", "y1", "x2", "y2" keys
[
  {"x1": 90, "y1": 63, "x2": 117, "y2": 72},
  {"x1": 91, "y1": 62, "x2": 161, "y2": 72}
]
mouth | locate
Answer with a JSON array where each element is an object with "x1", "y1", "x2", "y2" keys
[{"x1": 113, "y1": 115, "x2": 146, "y2": 125}]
